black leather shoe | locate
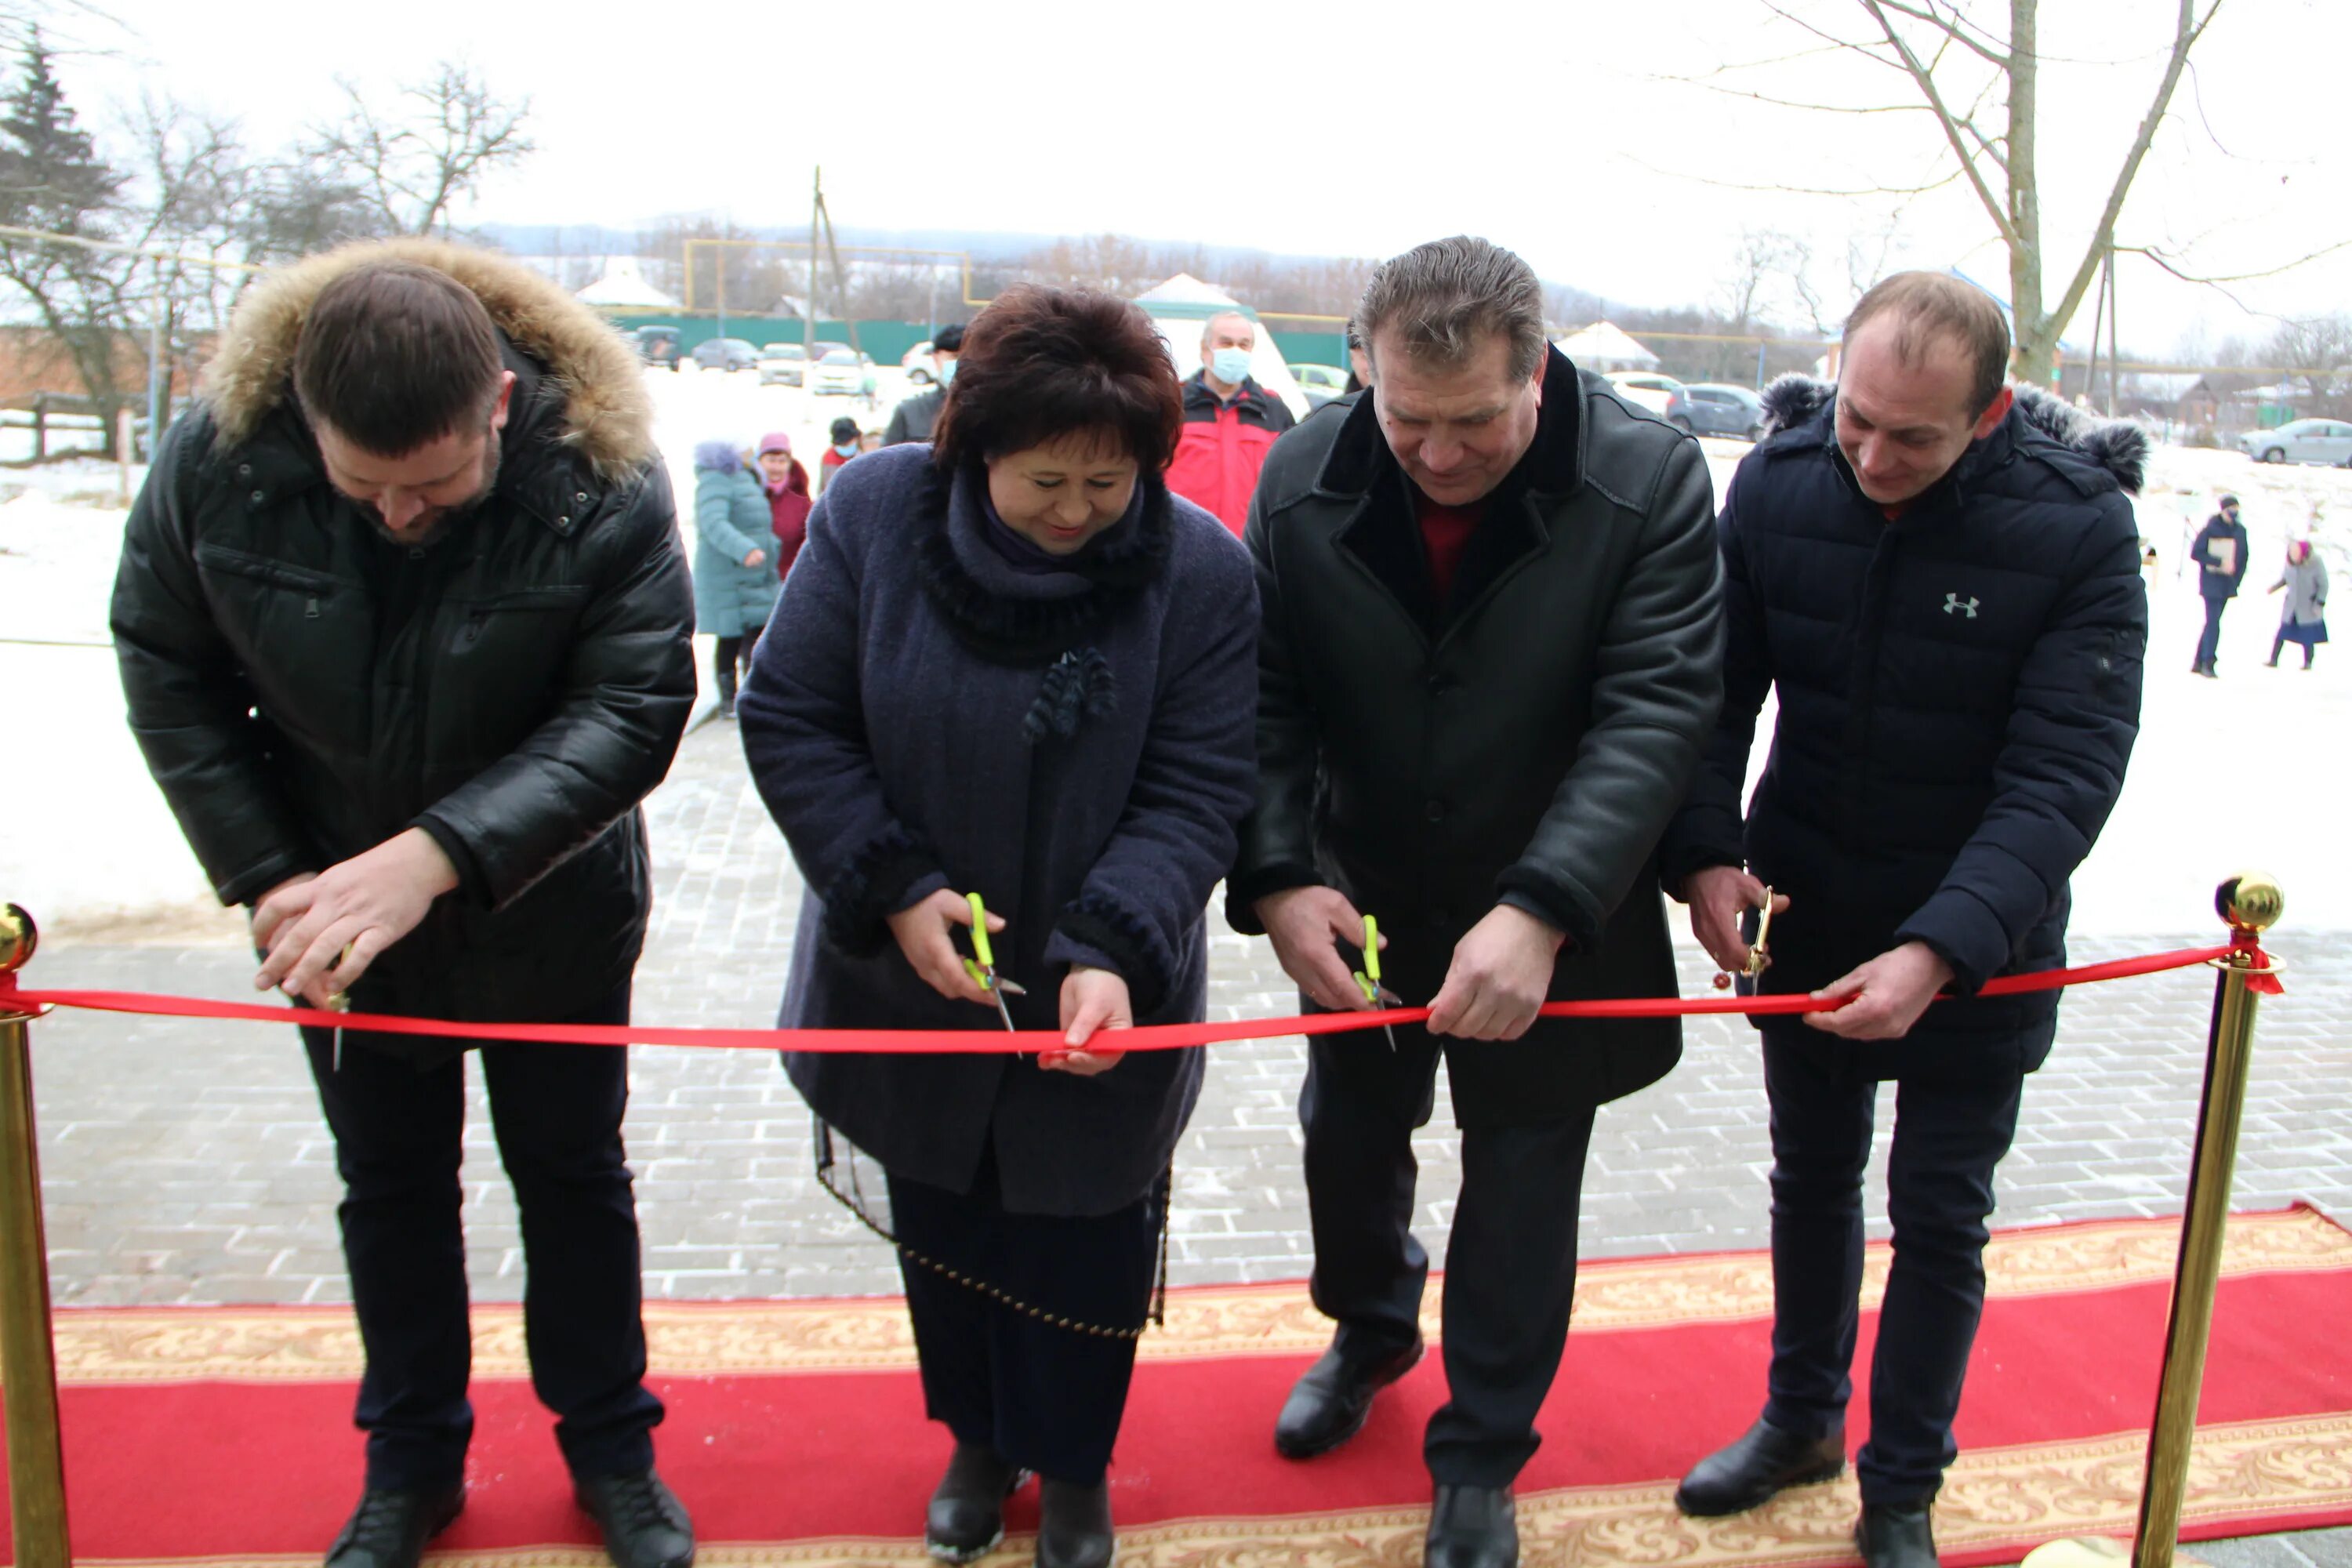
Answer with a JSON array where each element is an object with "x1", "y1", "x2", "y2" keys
[
  {"x1": 1675, "y1": 1418, "x2": 1846, "y2": 1516},
  {"x1": 1272, "y1": 1334, "x2": 1424, "y2": 1458},
  {"x1": 324, "y1": 1482, "x2": 464, "y2": 1568},
  {"x1": 575, "y1": 1468, "x2": 695, "y2": 1568},
  {"x1": 1426, "y1": 1483, "x2": 1517, "y2": 1568},
  {"x1": 1857, "y1": 1500, "x2": 1940, "y2": 1568},
  {"x1": 926, "y1": 1443, "x2": 1032, "y2": 1563},
  {"x1": 1036, "y1": 1477, "x2": 1115, "y2": 1568}
]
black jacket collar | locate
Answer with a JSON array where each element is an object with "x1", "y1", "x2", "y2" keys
[{"x1": 1315, "y1": 344, "x2": 1586, "y2": 637}]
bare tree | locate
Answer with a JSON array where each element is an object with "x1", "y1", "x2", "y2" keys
[
  {"x1": 2263, "y1": 314, "x2": 2352, "y2": 418},
  {"x1": 1690, "y1": 0, "x2": 2225, "y2": 384},
  {"x1": 309, "y1": 61, "x2": 533, "y2": 238}
]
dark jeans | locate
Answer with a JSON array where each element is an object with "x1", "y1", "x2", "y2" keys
[
  {"x1": 1299, "y1": 1036, "x2": 1597, "y2": 1487},
  {"x1": 1757, "y1": 1025, "x2": 2025, "y2": 1505},
  {"x1": 301, "y1": 986, "x2": 662, "y2": 1491},
  {"x1": 2195, "y1": 593, "x2": 2230, "y2": 669},
  {"x1": 885, "y1": 1156, "x2": 1163, "y2": 1486}
]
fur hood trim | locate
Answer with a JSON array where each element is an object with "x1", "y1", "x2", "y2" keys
[
  {"x1": 201, "y1": 238, "x2": 655, "y2": 479},
  {"x1": 1759, "y1": 374, "x2": 2148, "y2": 494}
]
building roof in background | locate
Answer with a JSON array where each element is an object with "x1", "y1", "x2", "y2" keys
[
  {"x1": 576, "y1": 256, "x2": 681, "y2": 310},
  {"x1": 1554, "y1": 320, "x2": 1660, "y2": 368}
]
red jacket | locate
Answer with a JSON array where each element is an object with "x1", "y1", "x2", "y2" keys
[
  {"x1": 1164, "y1": 372, "x2": 1295, "y2": 535},
  {"x1": 767, "y1": 459, "x2": 814, "y2": 579}
]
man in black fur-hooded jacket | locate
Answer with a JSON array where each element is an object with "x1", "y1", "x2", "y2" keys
[
  {"x1": 1657, "y1": 274, "x2": 2148, "y2": 1568},
  {"x1": 111, "y1": 241, "x2": 697, "y2": 1568}
]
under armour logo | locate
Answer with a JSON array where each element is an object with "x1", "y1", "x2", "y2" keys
[{"x1": 1944, "y1": 593, "x2": 1980, "y2": 619}]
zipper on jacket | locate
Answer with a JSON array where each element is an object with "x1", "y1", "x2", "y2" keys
[{"x1": 305, "y1": 595, "x2": 320, "y2": 619}]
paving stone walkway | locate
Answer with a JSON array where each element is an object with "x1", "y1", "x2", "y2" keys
[{"x1": 20, "y1": 719, "x2": 2349, "y2": 1309}]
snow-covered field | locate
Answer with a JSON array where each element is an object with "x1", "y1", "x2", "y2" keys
[{"x1": 4, "y1": 369, "x2": 2347, "y2": 942}]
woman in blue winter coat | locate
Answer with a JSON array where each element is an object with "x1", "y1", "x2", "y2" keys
[
  {"x1": 735, "y1": 288, "x2": 1257, "y2": 1568},
  {"x1": 692, "y1": 439, "x2": 782, "y2": 717}
]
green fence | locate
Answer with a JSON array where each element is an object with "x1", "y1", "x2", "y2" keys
[
  {"x1": 1269, "y1": 331, "x2": 1348, "y2": 370},
  {"x1": 602, "y1": 310, "x2": 1353, "y2": 377},
  {"x1": 600, "y1": 312, "x2": 935, "y2": 365}
]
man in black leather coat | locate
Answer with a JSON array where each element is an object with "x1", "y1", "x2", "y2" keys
[
  {"x1": 111, "y1": 242, "x2": 697, "y2": 1568},
  {"x1": 1659, "y1": 273, "x2": 2147, "y2": 1568},
  {"x1": 1227, "y1": 235, "x2": 1724, "y2": 1568}
]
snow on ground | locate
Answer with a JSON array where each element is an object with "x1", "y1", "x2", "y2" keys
[{"x1": 4, "y1": 387, "x2": 2349, "y2": 942}]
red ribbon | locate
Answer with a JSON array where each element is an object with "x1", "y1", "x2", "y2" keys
[
  {"x1": 2227, "y1": 930, "x2": 2287, "y2": 996},
  {"x1": 0, "y1": 942, "x2": 2249, "y2": 1054}
]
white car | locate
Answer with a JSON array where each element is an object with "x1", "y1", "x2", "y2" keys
[
  {"x1": 1606, "y1": 371, "x2": 1685, "y2": 416},
  {"x1": 902, "y1": 340, "x2": 937, "y2": 386},
  {"x1": 811, "y1": 348, "x2": 869, "y2": 397},
  {"x1": 2240, "y1": 419, "x2": 2352, "y2": 466},
  {"x1": 757, "y1": 343, "x2": 807, "y2": 387}
]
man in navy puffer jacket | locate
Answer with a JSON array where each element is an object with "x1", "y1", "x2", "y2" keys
[{"x1": 1658, "y1": 274, "x2": 2149, "y2": 1568}]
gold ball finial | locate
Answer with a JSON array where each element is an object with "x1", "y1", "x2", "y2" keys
[
  {"x1": 0, "y1": 904, "x2": 35, "y2": 974},
  {"x1": 2216, "y1": 873, "x2": 2284, "y2": 935}
]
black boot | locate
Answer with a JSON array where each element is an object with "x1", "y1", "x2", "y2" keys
[
  {"x1": 575, "y1": 1468, "x2": 695, "y2": 1568},
  {"x1": 1036, "y1": 1477, "x2": 1115, "y2": 1568},
  {"x1": 324, "y1": 1482, "x2": 464, "y2": 1568},
  {"x1": 925, "y1": 1443, "x2": 1030, "y2": 1564},
  {"x1": 1857, "y1": 1500, "x2": 1940, "y2": 1568},
  {"x1": 1675, "y1": 1418, "x2": 1846, "y2": 1516},
  {"x1": 1425, "y1": 1483, "x2": 1517, "y2": 1568},
  {"x1": 1272, "y1": 1333, "x2": 1424, "y2": 1458}
]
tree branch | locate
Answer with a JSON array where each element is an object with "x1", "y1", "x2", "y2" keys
[
  {"x1": 1874, "y1": 0, "x2": 2013, "y2": 67},
  {"x1": 1857, "y1": 0, "x2": 2023, "y2": 250},
  {"x1": 2042, "y1": 0, "x2": 2222, "y2": 350}
]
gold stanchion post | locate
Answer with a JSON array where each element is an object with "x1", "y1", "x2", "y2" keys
[
  {"x1": 2021, "y1": 871, "x2": 2283, "y2": 1568},
  {"x1": 0, "y1": 902, "x2": 71, "y2": 1566}
]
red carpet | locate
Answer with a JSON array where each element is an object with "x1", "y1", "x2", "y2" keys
[{"x1": 5, "y1": 1206, "x2": 2349, "y2": 1566}]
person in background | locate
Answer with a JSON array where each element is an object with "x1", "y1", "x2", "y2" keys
[
  {"x1": 819, "y1": 416, "x2": 862, "y2": 493},
  {"x1": 1344, "y1": 323, "x2": 1372, "y2": 395},
  {"x1": 2190, "y1": 494, "x2": 2249, "y2": 677},
  {"x1": 739, "y1": 285, "x2": 1257, "y2": 1568},
  {"x1": 1164, "y1": 309, "x2": 1295, "y2": 535},
  {"x1": 758, "y1": 430, "x2": 813, "y2": 582},
  {"x1": 2267, "y1": 535, "x2": 2328, "y2": 670},
  {"x1": 1661, "y1": 273, "x2": 2147, "y2": 1568},
  {"x1": 885, "y1": 322, "x2": 966, "y2": 445},
  {"x1": 693, "y1": 438, "x2": 782, "y2": 720},
  {"x1": 859, "y1": 430, "x2": 883, "y2": 454},
  {"x1": 112, "y1": 241, "x2": 696, "y2": 1568}
]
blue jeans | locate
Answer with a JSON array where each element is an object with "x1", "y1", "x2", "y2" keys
[
  {"x1": 1757, "y1": 1025, "x2": 2024, "y2": 1505},
  {"x1": 2195, "y1": 593, "x2": 2230, "y2": 669}
]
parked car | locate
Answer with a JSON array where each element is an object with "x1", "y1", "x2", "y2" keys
[
  {"x1": 809, "y1": 339, "x2": 856, "y2": 365},
  {"x1": 1605, "y1": 371, "x2": 1685, "y2": 416},
  {"x1": 810, "y1": 347, "x2": 869, "y2": 396},
  {"x1": 626, "y1": 325, "x2": 681, "y2": 372},
  {"x1": 1289, "y1": 362, "x2": 1349, "y2": 408},
  {"x1": 1666, "y1": 382, "x2": 1767, "y2": 440},
  {"x1": 2239, "y1": 419, "x2": 2352, "y2": 466},
  {"x1": 691, "y1": 336, "x2": 760, "y2": 372},
  {"x1": 902, "y1": 340, "x2": 937, "y2": 385},
  {"x1": 757, "y1": 343, "x2": 808, "y2": 387}
]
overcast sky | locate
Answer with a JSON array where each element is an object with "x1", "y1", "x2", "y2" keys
[{"x1": 58, "y1": 0, "x2": 2351, "y2": 357}]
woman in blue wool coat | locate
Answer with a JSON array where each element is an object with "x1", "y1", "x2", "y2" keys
[
  {"x1": 691, "y1": 438, "x2": 781, "y2": 717},
  {"x1": 736, "y1": 287, "x2": 1257, "y2": 1568}
]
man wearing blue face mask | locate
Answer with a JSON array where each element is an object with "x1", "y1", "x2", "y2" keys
[
  {"x1": 884, "y1": 322, "x2": 965, "y2": 447},
  {"x1": 1167, "y1": 310, "x2": 1295, "y2": 535}
]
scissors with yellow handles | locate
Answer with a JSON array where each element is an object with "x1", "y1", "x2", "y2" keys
[
  {"x1": 1711, "y1": 885, "x2": 1776, "y2": 991},
  {"x1": 1352, "y1": 914, "x2": 1400, "y2": 1052},
  {"x1": 959, "y1": 892, "x2": 1026, "y2": 1033}
]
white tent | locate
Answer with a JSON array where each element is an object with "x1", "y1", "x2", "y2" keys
[
  {"x1": 1133, "y1": 274, "x2": 1311, "y2": 419},
  {"x1": 575, "y1": 256, "x2": 682, "y2": 311},
  {"x1": 1553, "y1": 321, "x2": 1661, "y2": 371}
]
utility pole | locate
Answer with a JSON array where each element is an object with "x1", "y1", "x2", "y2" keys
[{"x1": 805, "y1": 167, "x2": 821, "y2": 364}]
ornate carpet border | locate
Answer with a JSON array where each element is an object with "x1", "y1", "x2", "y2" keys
[
  {"x1": 70, "y1": 1412, "x2": 2352, "y2": 1568},
  {"x1": 27, "y1": 1207, "x2": 2348, "y2": 1385}
]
